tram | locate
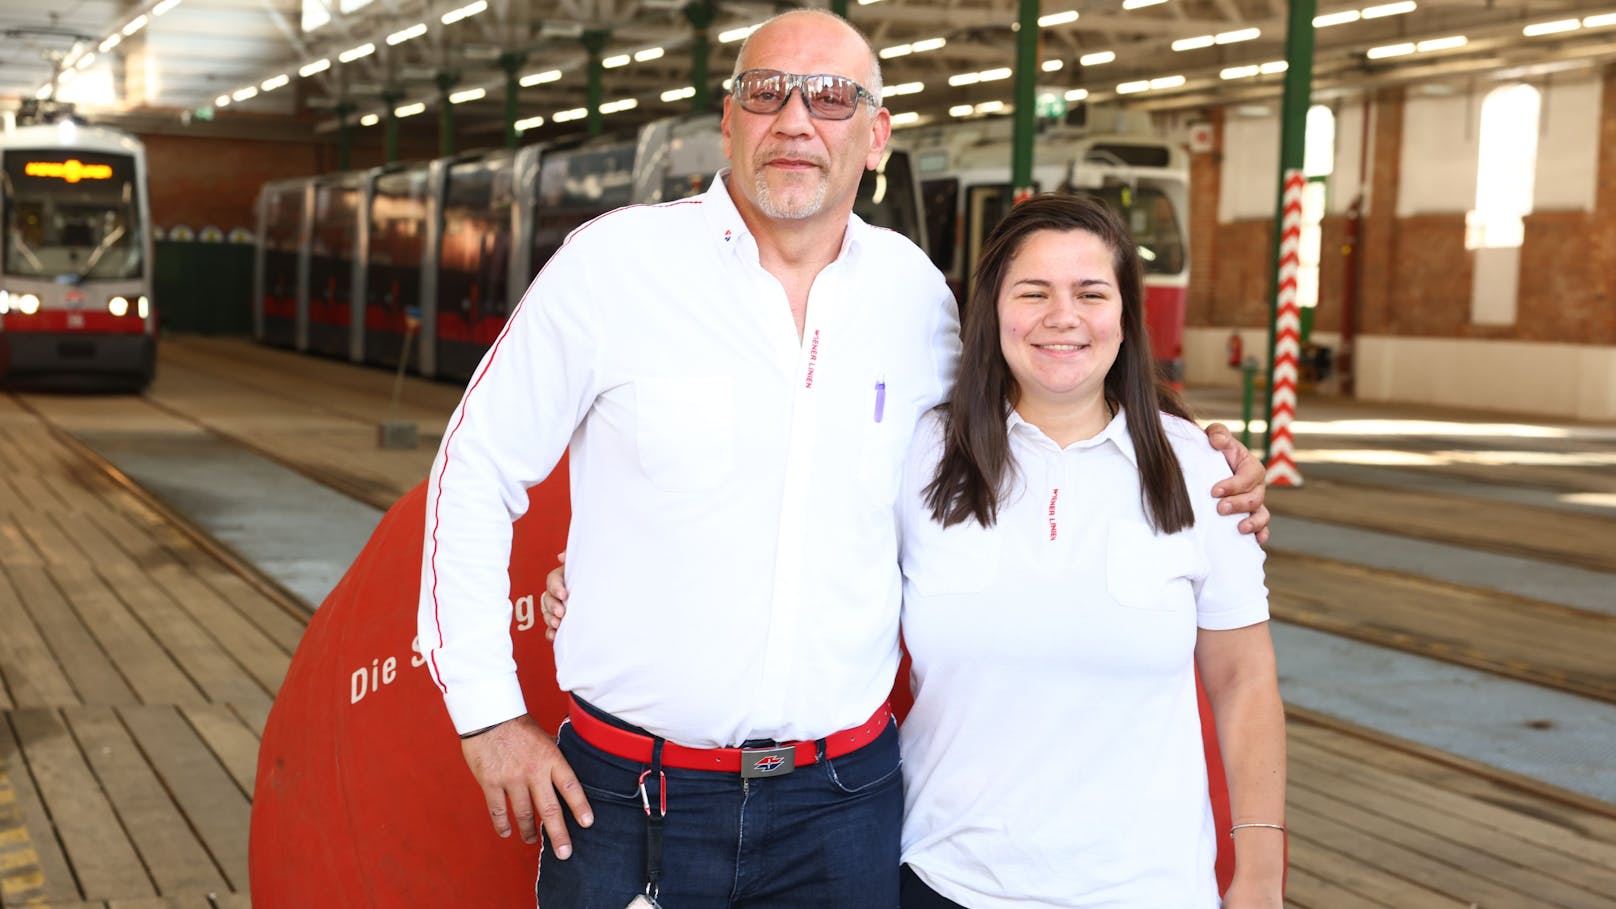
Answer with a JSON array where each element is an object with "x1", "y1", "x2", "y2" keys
[
  {"x1": 253, "y1": 112, "x2": 926, "y2": 383},
  {"x1": 908, "y1": 122, "x2": 1190, "y2": 383},
  {"x1": 0, "y1": 116, "x2": 157, "y2": 390},
  {"x1": 254, "y1": 176, "x2": 311, "y2": 351},
  {"x1": 307, "y1": 171, "x2": 365, "y2": 360}
]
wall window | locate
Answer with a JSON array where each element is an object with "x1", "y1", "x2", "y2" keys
[
  {"x1": 301, "y1": 0, "x2": 330, "y2": 31},
  {"x1": 1298, "y1": 105, "x2": 1336, "y2": 317},
  {"x1": 1467, "y1": 84, "x2": 1541, "y2": 249},
  {"x1": 302, "y1": 0, "x2": 371, "y2": 32}
]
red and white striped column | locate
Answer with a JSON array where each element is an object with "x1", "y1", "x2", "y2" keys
[{"x1": 1267, "y1": 170, "x2": 1305, "y2": 486}]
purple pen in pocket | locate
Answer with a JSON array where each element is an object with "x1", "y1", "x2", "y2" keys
[{"x1": 873, "y1": 380, "x2": 886, "y2": 423}]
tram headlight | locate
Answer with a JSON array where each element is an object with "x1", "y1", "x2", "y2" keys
[
  {"x1": 109, "y1": 295, "x2": 130, "y2": 317},
  {"x1": 137, "y1": 295, "x2": 150, "y2": 319},
  {"x1": 0, "y1": 290, "x2": 9, "y2": 315},
  {"x1": 18, "y1": 294, "x2": 40, "y2": 315}
]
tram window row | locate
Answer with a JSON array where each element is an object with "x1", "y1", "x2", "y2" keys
[{"x1": 252, "y1": 112, "x2": 924, "y2": 383}]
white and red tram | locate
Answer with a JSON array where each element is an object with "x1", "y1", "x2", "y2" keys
[{"x1": 0, "y1": 117, "x2": 156, "y2": 390}]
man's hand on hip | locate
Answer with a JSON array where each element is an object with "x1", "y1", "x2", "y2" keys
[
  {"x1": 1204, "y1": 422, "x2": 1271, "y2": 544},
  {"x1": 461, "y1": 715, "x2": 593, "y2": 856}
]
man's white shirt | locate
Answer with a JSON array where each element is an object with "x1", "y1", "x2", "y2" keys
[{"x1": 419, "y1": 173, "x2": 960, "y2": 746}]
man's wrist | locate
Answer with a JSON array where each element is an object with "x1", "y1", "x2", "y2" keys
[{"x1": 458, "y1": 717, "x2": 516, "y2": 740}]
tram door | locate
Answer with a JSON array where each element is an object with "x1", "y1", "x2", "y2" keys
[{"x1": 961, "y1": 183, "x2": 1013, "y2": 310}]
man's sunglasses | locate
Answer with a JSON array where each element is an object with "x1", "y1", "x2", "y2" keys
[{"x1": 731, "y1": 69, "x2": 877, "y2": 121}]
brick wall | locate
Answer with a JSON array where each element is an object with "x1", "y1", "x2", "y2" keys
[
  {"x1": 1192, "y1": 74, "x2": 1615, "y2": 348},
  {"x1": 137, "y1": 129, "x2": 440, "y2": 234},
  {"x1": 1594, "y1": 64, "x2": 1616, "y2": 334},
  {"x1": 1186, "y1": 108, "x2": 1222, "y2": 327},
  {"x1": 1358, "y1": 87, "x2": 1403, "y2": 339},
  {"x1": 1386, "y1": 213, "x2": 1479, "y2": 337},
  {"x1": 1207, "y1": 219, "x2": 1273, "y2": 326},
  {"x1": 139, "y1": 133, "x2": 335, "y2": 232},
  {"x1": 1519, "y1": 210, "x2": 1613, "y2": 343},
  {"x1": 1314, "y1": 214, "x2": 1348, "y2": 334}
]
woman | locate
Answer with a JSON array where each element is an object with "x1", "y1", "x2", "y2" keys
[{"x1": 896, "y1": 195, "x2": 1285, "y2": 909}]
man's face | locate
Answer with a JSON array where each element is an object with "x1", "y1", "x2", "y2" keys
[{"x1": 721, "y1": 14, "x2": 891, "y2": 225}]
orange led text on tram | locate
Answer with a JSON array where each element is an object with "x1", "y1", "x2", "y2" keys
[{"x1": 25, "y1": 159, "x2": 114, "y2": 183}]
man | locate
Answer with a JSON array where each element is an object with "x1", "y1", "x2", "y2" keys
[{"x1": 420, "y1": 9, "x2": 1268, "y2": 908}]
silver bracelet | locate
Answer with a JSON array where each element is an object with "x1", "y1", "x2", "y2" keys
[{"x1": 1228, "y1": 822, "x2": 1286, "y2": 836}]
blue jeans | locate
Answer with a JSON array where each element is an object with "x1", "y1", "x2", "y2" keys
[{"x1": 536, "y1": 718, "x2": 903, "y2": 908}]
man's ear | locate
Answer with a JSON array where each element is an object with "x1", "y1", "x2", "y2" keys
[{"x1": 866, "y1": 107, "x2": 893, "y2": 170}]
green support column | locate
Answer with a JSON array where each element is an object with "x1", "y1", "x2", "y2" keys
[
  {"x1": 1009, "y1": 0, "x2": 1040, "y2": 200},
  {"x1": 383, "y1": 92, "x2": 401, "y2": 164},
  {"x1": 336, "y1": 102, "x2": 354, "y2": 171},
  {"x1": 501, "y1": 52, "x2": 525, "y2": 149},
  {"x1": 685, "y1": 1, "x2": 715, "y2": 111},
  {"x1": 1262, "y1": 0, "x2": 1317, "y2": 465},
  {"x1": 829, "y1": 0, "x2": 848, "y2": 17},
  {"x1": 582, "y1": 30, "x2": 610, "y2": 136},
  {"x1": 437, "y1": 71, "x2": 458, "y2": 157}
]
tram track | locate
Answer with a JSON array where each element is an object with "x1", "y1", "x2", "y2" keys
[
  {"x1": 1284, "y1": 705, "x2": 1616, "y2": 822},
  {"x1": 15, "y1": 338, "x2": 1616, "y2": 713},
  {"x1": 12, "y1": 368, "x2": 1616, "y2": 839},
  {"x1": 7, "y1": 390, "x2": 316, "y2": 624},
  {"x1": 1265, "y1": 545, "x2": 1616, "y2": 705}
]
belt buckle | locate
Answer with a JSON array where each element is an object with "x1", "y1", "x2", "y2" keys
[{"x1": 739, "y1": 745, "x2": 796, "y2": 779}]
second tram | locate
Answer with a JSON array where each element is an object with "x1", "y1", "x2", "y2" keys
[
  {"x1": 254, "y1": 112, "x2": 926, "y2": 384},
  {"x1": 908, "y1": 123, "x2": 1190, "y2": 384}
]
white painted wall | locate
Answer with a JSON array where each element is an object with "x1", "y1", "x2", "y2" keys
[
  {"x1": 1398, "y1": 93, "x2": 1481, "y2": 216},
  {"x1": 1219, "y1": 113, "x2": 1280, "y2": 222},
  {"x1": 1470, "y1": 246, "x2": 1520, "y2": 326},
  {"x1": 1353, "y1": 337, "x2": 1616, "y2": 421},
  {"x1": 1535, "y1": 77, "x2": 1602, "y2": 211},
  {"x1": 1185, "y1": 329, "x2": 1616, "y2": 420}
]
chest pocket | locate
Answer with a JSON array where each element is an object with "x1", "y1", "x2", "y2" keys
[
  {"x1": 634, "y1": 376, "x2": 734, "y2": 492},
  {"x1": 1106, "y1": 520, "x2": 1205, "y2": 613},
  {"x1": 857, "y1": 385, "x2": 911, "y2": 503}
]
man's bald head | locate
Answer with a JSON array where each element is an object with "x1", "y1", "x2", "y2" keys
[{"x1": 730, "y1": 9, "x2": 883, "y2": 102}]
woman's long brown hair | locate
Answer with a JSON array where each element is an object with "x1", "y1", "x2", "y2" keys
[{"x1": 924, "y1": 194, "x2": 1195, "y2": 533}]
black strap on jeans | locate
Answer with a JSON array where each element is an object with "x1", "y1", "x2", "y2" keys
[{"x1": 638, "y1": 738, "x2": 667, "y2": 901}]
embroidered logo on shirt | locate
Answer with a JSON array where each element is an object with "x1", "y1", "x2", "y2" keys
[
  {"x1": 1048, "y1": 488, "x2": 1060, "y2": 540},
  {"x1": 804, "y1": 328, "x2": 821, "y2": 389},
  {"x1": 723, "y1": 229, "x2": 732, "y2": 242}
]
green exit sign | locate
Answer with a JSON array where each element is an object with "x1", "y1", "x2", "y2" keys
[{"x1": 1035, "y1": 88, "x2": 1066, "y2": 119}]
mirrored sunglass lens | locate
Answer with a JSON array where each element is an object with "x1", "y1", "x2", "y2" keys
[
  {"x1": 739, "y1": 71, "x2": 790, "y2": 110},
  {"x1": 805, "y1": 76, "x2": 859, "y2": 116}
]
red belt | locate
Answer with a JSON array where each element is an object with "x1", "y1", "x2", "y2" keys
[{"x1": 566, "y1": 695, "x2": 891, "y2": 776}]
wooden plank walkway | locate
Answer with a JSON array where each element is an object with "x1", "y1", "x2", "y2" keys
[
  {"x1": 3, "y1": 336, "x2": 1614, "y2": 908},
  {"x1": 0, "y1": 392, "x2": 290, "y2": 909},
  {"x1": 1269, "y1": 552, "x2": 1616, "y2": 703},
  {"x1": 1269, "y1": 477, "x2": 1616, "y2": 574},
  {"x1": 1285, "y1": 711, "x2": 1616, "y2": 909}
]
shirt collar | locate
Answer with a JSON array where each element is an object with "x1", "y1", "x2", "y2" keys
[
  {"x1": 1006, "y1": 405, "x2": 1138, "y2": 466},
  {"x1": 700, "y1": 168, "x2": 867, "y2": 263}
]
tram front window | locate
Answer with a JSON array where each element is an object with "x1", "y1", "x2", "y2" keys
[
  {"x1": 853, "y1": 149, "x2": 921, "y2": 245},
  {"x1": 1082, "y1": 183, "x2": 1185, "y2": 276},
  {"x1": 2, "y1": 151, "x2": 143, "y2": 281}
]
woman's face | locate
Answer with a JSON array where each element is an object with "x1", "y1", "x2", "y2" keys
[{"x1": 996, "y1": 228, "x2": 1124, "y2": 416}]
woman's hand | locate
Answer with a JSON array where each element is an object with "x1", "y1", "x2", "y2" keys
[{"x1": 539, "y1": 551, "x2": 567, "y2": 641}]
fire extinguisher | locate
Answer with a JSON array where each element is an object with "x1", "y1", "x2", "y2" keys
[{"x1": 1226, "y1": 330, "x2": 1243, "y2": 369}]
